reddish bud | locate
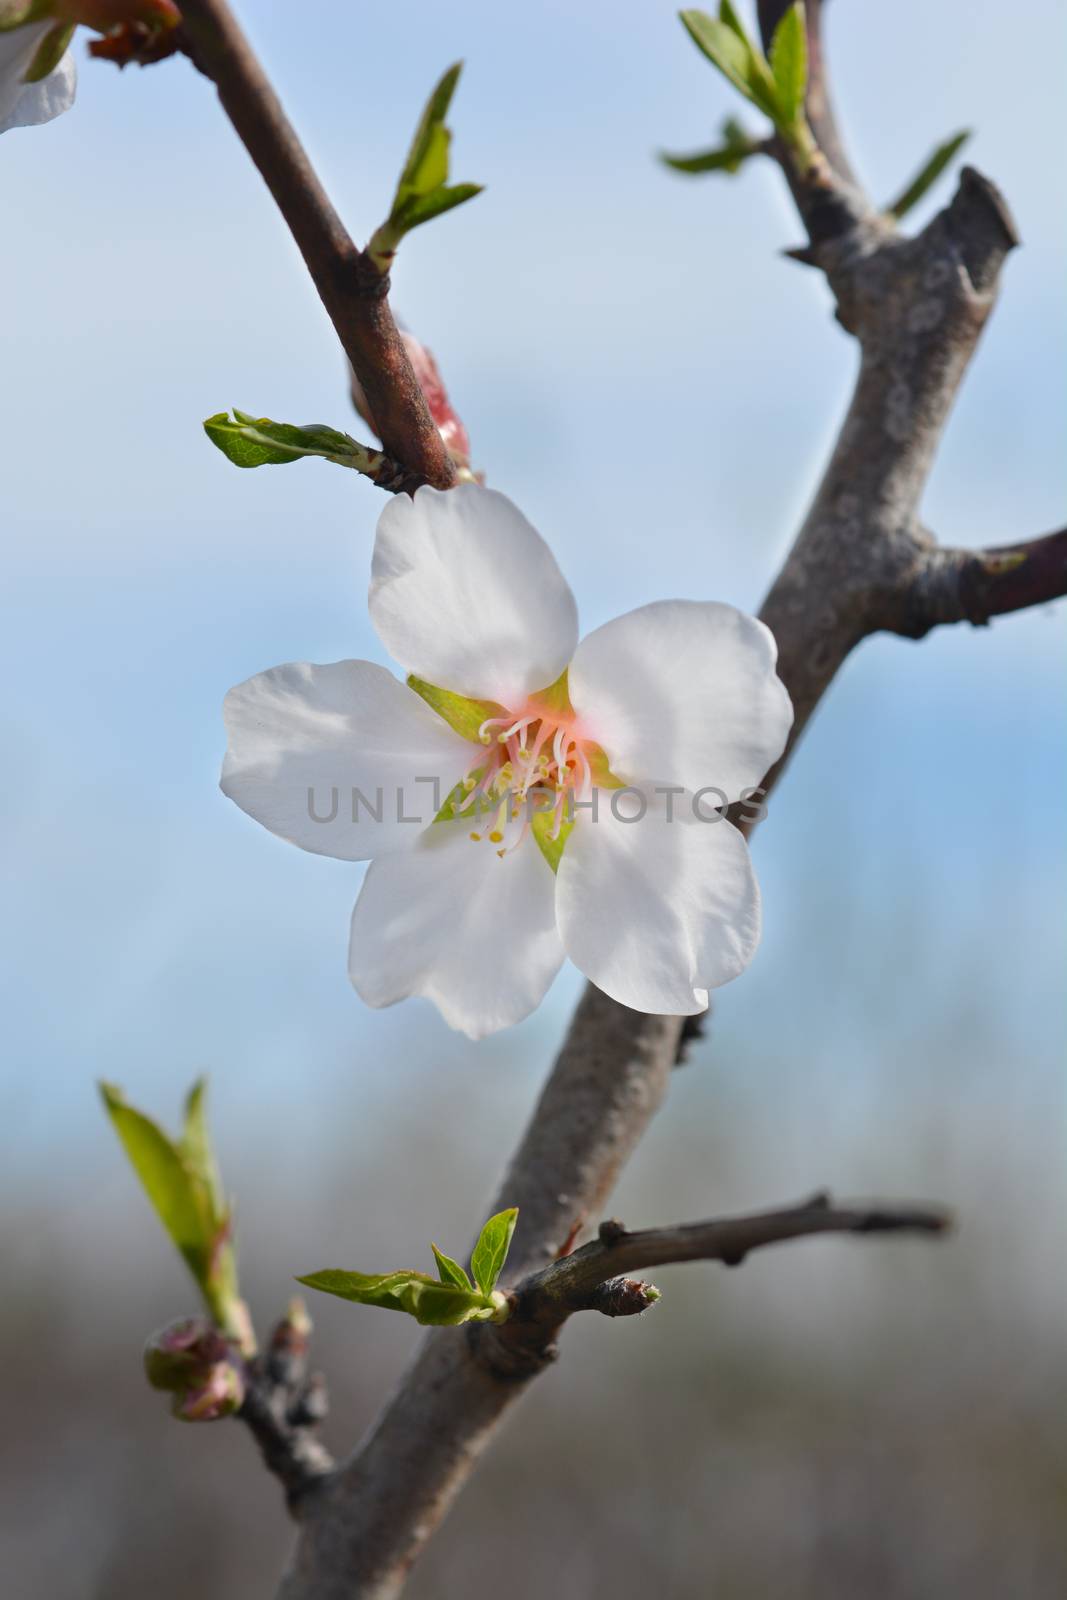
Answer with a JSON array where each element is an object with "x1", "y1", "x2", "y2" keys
[
  {"x1": 171, "y1": 1358, "x2": 244, "y2": 1422},
  {"x1": 143, "y1": 1317, "x2": 245, "y2": 1422},
  {"x1": 351, "y1": 325, "x2": 475, "y2": 475}
]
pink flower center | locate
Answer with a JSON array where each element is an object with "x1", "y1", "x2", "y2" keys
[{"x1": 456, "y1": 700, "x2": 594, "y2": 856}]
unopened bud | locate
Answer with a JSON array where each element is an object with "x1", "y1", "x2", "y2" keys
[
  {"x1": 143, "y1": 1316, "x2": 223, "y2": 1391},
  {"x1": 587, "y1": 1276, "x2": 661, "y2": 1317},
  {"x1": 350, "y1": 326, "x2": 475, "y2": 475},
  {"x1": 143, "y1": 1317, "x2": 245, "y2": 1422},
  {"x1": 171, "y1": 1358, "x2": 245, "y2": 1422},
  {"x1": 266, "y1": 1295, "x2": 312, "y2": 1387}
]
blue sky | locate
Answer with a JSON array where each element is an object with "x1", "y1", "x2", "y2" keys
[{"x1": 1, "y1": 0, "x2": 1063, "y2": 1238}]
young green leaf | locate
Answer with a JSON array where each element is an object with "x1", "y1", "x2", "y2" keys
[
  {"x1": 297, "y1": 1268, "x2": 498, "y2": 1327},
  {"x1": 204, "y1": 412, "x2": 382, "y2": 474},
  {"x1": 101, "y1": 1081, "x2": 253, "y2": 1353},
  {"x1": 181, "y1": 1078, "x2": 225, "y2": 1222},
  {"x1": 769, "y1": 2, "x2": 807, "y2": 127},
  {"x1": 678, "y1": 9, "x2": 779, "y2": 122},
  {"x1": 886, "y1": 129, "x2": 972, "y2": 219},
  {"x1": 470, "y1": 1207, "x2": 519, "y2": 1296},
  {"x1": 432, "y1": 1243, "x2": 474, "y2": 1292},
  {"x1": 367, "y1": 63, "x2": 483, "y2": 270},
  {"x1": 661, "y1": 114, "x2": 760, "y2": 175},
  {"x1": 395, "y1": 62, "x2": 463, "y2": 208},
  {"x1": 296, "y1": 1268, "x2": 432, "y2": 1311},
  {"x1": 395, "y1": 183, "x2": 484, "y2": 233},
  {"x1": 100, "y1": 1082, "x2": 214, "y2": 1281}
]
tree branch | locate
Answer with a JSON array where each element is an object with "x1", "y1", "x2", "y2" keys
[
  {"x1": 274, "y1": 12, "x2": 1052, "y2": 1599},
  {"x1": 484, "y1": 1194, "x2": 949, "y2": 1368},
  {"x1": 238, "y1": 1304, "x2": 334, "y2": 1511},
  {"x1": 903, "y1": 527, "x2": 1067, "y2": 632},
  {"x1": 175, "y1": 0, "x2": 455, "y2": 492}
]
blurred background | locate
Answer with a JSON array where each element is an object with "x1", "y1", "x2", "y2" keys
[{"x1": 2, "y1": 1, "x2": 1065, "y2": 1595}]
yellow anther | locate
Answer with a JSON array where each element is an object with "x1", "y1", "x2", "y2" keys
[
  {"x1": 469, "y1": 832, "x2": 480, "y2": 842},
  {"x1": 489, "y1": 829, "x2": 504, "y2": 844}
]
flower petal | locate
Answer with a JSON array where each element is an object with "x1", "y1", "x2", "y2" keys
[
  {"x1": 0, "y1": 27, "x2": 75, "y2": 134},
  {"x1": 370, "y1": 483, "x2": 579, "y2": 704},
  {"x1": 221, "y1": 661, "x2": 474, "y2": 861},
  {"x1": 555, "y1": 788, "x2": 761, "y2": 1014},
  {"x1": 349, "y1": 822, "x2": 564, "y2": 1038},
  {"x1": 568, "y1": 600, "x2": 793, "y2": 800}
]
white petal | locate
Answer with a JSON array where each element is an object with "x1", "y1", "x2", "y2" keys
[
  {"x1": 221, "y1": 661, "x2": 474, "y2": 861},
  {"x1": 555, "y1": 787, "x2": 761, "y2": 1014},
  {"x1": 569, "y1": 600, "x2": 793, "y2": 801},
  {"x1": 0, "y1": 27, "x2": 75, "y2": 133},
  {"x1": 370, "y1": 483, "x2": 579, "y2": 705},
  {"x1": 349, "y1": 821, "x2": 564, "y2": 1039}
]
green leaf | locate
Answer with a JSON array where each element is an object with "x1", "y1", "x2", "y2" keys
[
  {"x1": 395, "y1": 62, "x2": 463, "y2": 206},
  {"x1": 470, "y1": 1208, "x2": 518, "y2": 1296},
  {"x1": 406, "y1": 674, "x2": 505, "y2": 743},
  {"x1": 886, "y1": 130, "x2": 972, "y2": 220},
  {"x1": 296, "y1": 1268, "x2": 430, "y2": 1311},
  {"x1": 661, "y1": 115, "x2": 760, "y2": 174},
  {"x1": 100, "y1": 1083, "x2": 213, "y2": 1282},
  {"x1": 368, "y1": 63, "x2": 482, "y2": 267},
  {"x1": 680, "y1": 10, "x2": 755, "y2": 101},
  {"x1": 297, "y1": 1268, "x2": 497, "y2": 1327},
  {"x1": 180, "y1": 1078, "x2": 225, "y2": 1223},
  {"x1": 769, "y1": 3, "x2": 807, "y2": 126},
  {"x1": 101, "y1": 1080, "x2": 252, "y2": 1352},
  {"x1": 432, "y1": 1243, "x2": 473, "y2": 1292},
  {"x1": 204, "y1": 412, "x2": 381, "y2": 474},
  {"x1": 393, "y1": 182, "x2": 485, "y2": 233},
  {"x1": 660, "y1": 144, "x2": 750, "y2": 174}
]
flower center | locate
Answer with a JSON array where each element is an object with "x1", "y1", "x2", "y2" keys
[{"x1": 455, "y1": 699, "x2": 594, "y2": 859}]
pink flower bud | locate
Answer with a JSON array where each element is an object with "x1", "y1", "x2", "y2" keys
[
  {"x1": 351, "y1": 326, "x2": 473, "y2": 473},
  {"x1": 171, "y1": 1358, "x2": 245, "y2": 1423},
  {"x1": 143, "y1": 1317, "x2": 245, "y2": 1422}
]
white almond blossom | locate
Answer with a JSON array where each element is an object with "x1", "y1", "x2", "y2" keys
[
  {"x1": 222, "y1": 484, "x2": 793, "y2": 1038},
  {"x1": 0, "y1": 18, "x2": 76, "y2": 135}
]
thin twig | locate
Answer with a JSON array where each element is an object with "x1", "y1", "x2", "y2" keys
[
  {"x1": 516, "y1": 1194, "x2": 948, "y2": 1316},
  {"x1": 472, "y1": 1194, "x2": 949, "y2": 1375},
  {"x1": 175, "y1": 0, "x2": 455, "y2": 491}
]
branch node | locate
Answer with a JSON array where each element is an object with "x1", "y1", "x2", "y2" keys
[{"x1": 598, "y1": 1218, "x2": 628, "y2": 1246}]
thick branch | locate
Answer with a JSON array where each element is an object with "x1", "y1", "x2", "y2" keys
[
  {"x1": 277, "y1": 140, "x2": 1023, "y2": 1600},
  {"x1": 903, "y1": 527, "x2": 1067, "y2": 633},
  {"x1": 175, "y1": 0, "x2": 455, "y2": 491},
  {"x1": 276, "y1": 993, "x2": 681, "y2": 1598},
  {"x1": 277, "y1": 17, "x2": 1035, "y2": 1600}
]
